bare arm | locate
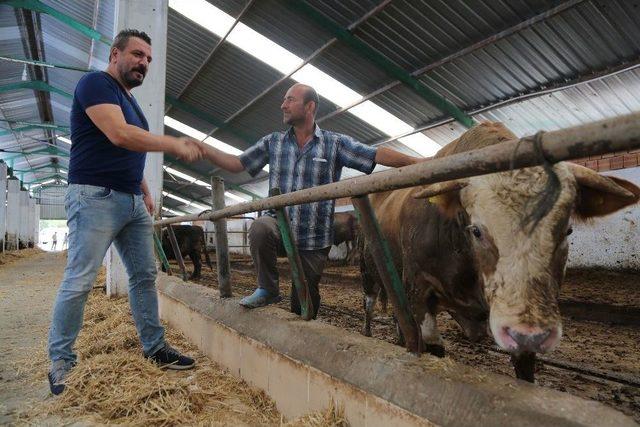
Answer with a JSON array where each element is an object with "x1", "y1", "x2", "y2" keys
[
  {"x1": 375, "y1": 147, "x2": 423, "y2": 168},
  {"x1": 198, "y1": 143, "x2": 245, "y2": 173},
  {"x1": 85, "y1": 104, "x2": 201, "y2": 161},
  {"x1": 141, "y1": 178, "x2": 151, "y2": 197}
]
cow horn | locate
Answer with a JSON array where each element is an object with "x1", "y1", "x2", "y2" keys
[
  {"x1": 413, "y1": 179, "x2": 468, "y2": 199},
  {"x1": 567, "y1": 163, "x2": 635, "y2": 199}
]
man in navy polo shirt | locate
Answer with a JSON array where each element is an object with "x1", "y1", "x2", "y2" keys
[
  {"x1": 196, "y1": 83, "x2": 421, "y2": 318},
  {"x1": 47, "y1": 29, "x2": 200, "y2": 395}
]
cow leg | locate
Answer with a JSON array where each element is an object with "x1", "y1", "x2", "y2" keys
[
  {"x1": 394, "y1": 315, "x2": 405, "y2": 347},
  {"x1": 378, "y1": 286, "x2": 388, "y2": 314},
  {"x1": 362, "y1": 292, "x2": 376, "y2": 337},
  {"x1": 360, "y1": 243, "x2": 379, "y2": 338},
  {"x1": 343, "y1": 242, "x2": 351, "y2": 266},
  {"x1": 407, "y1": 272, "x2": 445, "y2": 357},
  {"x1": 420, "y1": 312, "x2": 445, "y2": 357},
  {"x1": 511, "y1": 351, "x2": 537, "y2": 383},
  {"x1": 190, "y1": 250, "x2": 202, "y2": 279}
]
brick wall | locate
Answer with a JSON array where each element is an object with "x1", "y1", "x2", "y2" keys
[{"x1": 570, "y1": 149, "x2": 640, "y2": 172}]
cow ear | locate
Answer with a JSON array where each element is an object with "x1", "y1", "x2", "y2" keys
[
  {"x1": 413, "y1": 179, "x2": 467, "y2": 218},
  {"x1": 568, "y1": 163, "x2": 640, "y2": 219}
]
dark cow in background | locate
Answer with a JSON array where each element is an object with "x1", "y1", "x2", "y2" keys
[
  {"x1": 360, "y1": 122, "x2": 640, "y2": 382},
  {"x1": 333, "y1": 211, "x2": 359, "y2": 264},
  {"x1": 161, "y1": 225, "x2": 213, "y2": 279}
]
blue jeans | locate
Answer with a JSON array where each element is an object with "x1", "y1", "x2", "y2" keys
[{"x1": 48, "y1": 184, "x2": 165, "y2": 363}]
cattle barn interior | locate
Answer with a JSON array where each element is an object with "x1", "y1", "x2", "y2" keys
[{"x1": 1, "y1": 0, "x2": 639, "y2": 425}]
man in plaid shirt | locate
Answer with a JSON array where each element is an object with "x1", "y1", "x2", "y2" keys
[{"x1": 199, "y1": 83, "x2": 420, "y2": 317}]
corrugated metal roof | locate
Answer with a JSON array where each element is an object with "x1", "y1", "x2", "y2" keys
[
  {"x1": 0, "y1": 0, "x2": 109, "y2": 187},
  {"x1": 177, "y1": 44, "x2": 285, "y2": 123},
  {"x1": 165, "y1": 9, "x2": 221, "y2": 98},
  {"x1": 3, "y1": 0, "x2": 640, "y2": 205},
  {"x1": 307, "y1": 0, "x2": 382, "y2": 28}
]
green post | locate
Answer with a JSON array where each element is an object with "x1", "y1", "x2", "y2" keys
[
  {"x1": 153, "y1": 230, "x2": 171, "y2": 275},
  {"x1": 270, "y1": 188, "x2": 313, "y2": 320},
  {"x1": 351, "y1": 195, "x2": 422, "y2": 354}
]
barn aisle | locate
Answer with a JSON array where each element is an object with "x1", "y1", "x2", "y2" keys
[{"x1": 0, "y1": 250, "x2": 65, "y2": 423}]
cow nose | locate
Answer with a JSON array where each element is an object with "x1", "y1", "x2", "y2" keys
[{"x1": 505, "y1": 326, "x2": 555, "y2": 353}]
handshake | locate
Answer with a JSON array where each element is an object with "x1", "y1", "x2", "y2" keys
[{"x1": 168, "y1": 136, "x2": 208, "y2": 163}]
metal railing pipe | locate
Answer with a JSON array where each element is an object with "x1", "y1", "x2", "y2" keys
[{"x1": 155, "y1": 112, "x2": 640, "y2": 227}]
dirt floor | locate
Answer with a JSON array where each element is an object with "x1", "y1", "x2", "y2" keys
[
  {"x1": 0, "y1": 251, "x2": 345, "y2": 426},
  {"x1": 180, "y1": 254, "x2": 640, "y2": 423}
]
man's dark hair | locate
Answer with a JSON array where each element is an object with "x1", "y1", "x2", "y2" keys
[
  {"x1": 301, "y1": 85, "x2": 320, "y2": 116},
  {"x1": 109, "y1": 29, "x2": 152, "y2": 61}
]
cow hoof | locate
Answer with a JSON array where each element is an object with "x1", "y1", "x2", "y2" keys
[
  {"x1": 361, "y1": 327, "x2": 372, "y2": 337},
  {"x1": 425, "y1": 344, "x2": 445, "y2": 358}
]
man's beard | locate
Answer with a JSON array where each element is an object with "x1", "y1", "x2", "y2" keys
[
  {"x1": 120, "y1": 65, "x2": 146, "y2": 89},
  {"x1": 284, "y1": 113, "x2": 302, "y2": 126}
]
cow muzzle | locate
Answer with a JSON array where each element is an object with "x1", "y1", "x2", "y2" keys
[{"x1": 497, "y1": 324, "x2": 561, "y2": 353}]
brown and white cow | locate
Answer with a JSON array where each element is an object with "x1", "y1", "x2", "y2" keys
[{"x1": 360, "y1": 122, "x2": 640, "y2": 382}]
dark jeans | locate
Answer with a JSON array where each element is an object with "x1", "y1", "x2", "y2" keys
[{"x1": 248, "y1": 215, "x2": 330, "y2": 319}]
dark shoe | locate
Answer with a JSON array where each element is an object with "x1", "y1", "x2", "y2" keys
[
  {"x1": 239, "y1": 288, "x2": 282, "y2": 308},
  {"x1": 146, "y1": 344, "x2": 195, "y2": 370},
  {"x1": 48, "y1": 359, "x2": 76, "y2": 395}
]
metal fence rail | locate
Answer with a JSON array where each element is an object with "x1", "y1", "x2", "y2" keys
[{"x1": 155, "y1": 112, "x2": 640, "y2": 227}]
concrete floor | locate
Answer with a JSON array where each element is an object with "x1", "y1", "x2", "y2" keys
[{"x1": 0, "y1": 251, "x2": 64, "y2": 424}]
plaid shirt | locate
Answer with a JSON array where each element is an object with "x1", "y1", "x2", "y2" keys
[{"x1": 239, "y1": 125, "x2": 377, "y2": 250}]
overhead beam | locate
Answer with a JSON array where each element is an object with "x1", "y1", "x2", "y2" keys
[
  {"x1": 0, "y1": 124, "x2": 68, "y2": 137},
  {"x1": 3, "y1": 0, "x2": 111, "y2": 45},
  {"x1": 0, "y1": 146, "x2": 69, "y2": 162},
  {"x1": 24, "y1": 172, "x2": 65, "y2": 184},
  {"x1": 0, "y1": 119, "x2": 69, "y2": 130},
  {"x1": 284, "y1": 0, "x2": 474, "y2": 128},
  {"x1": 0, "y1": 55, "x2": 92, "y2": 72},
  {"x1": 15, "y1": 5, "x2": 55, "y2": 146},
  {"x1": 14, "y1": 163, "x2": 68, "y2": 173},
  {"x1": 0, "y1": 80, "x2": 72, "y2": 98}
]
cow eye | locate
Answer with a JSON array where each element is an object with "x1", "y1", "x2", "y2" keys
[
  {"x1": 566, "y1": 226, "x2": 573, "y2": 236},
  {"x1": 467, "y1": 225, "x2": 482, "y2": 239}
]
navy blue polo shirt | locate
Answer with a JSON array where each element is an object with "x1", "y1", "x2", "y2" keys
[{"x1": 68, "y1": 71, "x2": 148, "y2": 194}]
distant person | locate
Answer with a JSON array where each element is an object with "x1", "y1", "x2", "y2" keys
[
  {"x1": 62, "y1": 232, "x2": 69, "y2": 250},
  {"x1": 51, "y1": 232, "x2": 58, "y2": 251}
]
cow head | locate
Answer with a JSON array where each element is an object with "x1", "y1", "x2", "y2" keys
[{"x1": 414, "y1": 122, "x2": 640, "y2": 355}]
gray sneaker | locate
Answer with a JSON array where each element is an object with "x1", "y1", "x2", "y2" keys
[
  {"x1": 48, "y1": 359, "x2": 76, "y2": 395},
  {"x1": 239, "y1": 288, "x2": 282, "y2": 308}
]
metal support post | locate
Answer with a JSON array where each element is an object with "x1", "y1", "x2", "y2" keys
[
  {"x1": 0, "y1": 162, "x2": 7, "y2": 252},
  {"x1": 212, "y1": 176, "x2": 231, "y2": 297},
  {"x1": 153, "y1": 229, "x2": 171, "y2": 275},
  {"x1": 166, "y1": 225, "x2": 188, "y2": 281},
  {"x1": 270, "y1": 188, "x2": 313, "y2": 320},
  {"x1": 351, "y1": 195, "x2": 422, "y2": 354}
]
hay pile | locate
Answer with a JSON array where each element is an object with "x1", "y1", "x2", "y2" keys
[
  {"x1": 0, "y1": 247, "x2": 44, "y2": 268},
  {"x1": 21, "y1": 275, "x2": 348, "y2": 426}
]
